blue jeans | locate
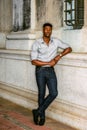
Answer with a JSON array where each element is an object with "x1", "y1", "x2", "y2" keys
[{"x1": 35, "y1": 66, "x2": 58, "y2": 118}]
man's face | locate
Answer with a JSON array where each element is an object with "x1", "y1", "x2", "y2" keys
[{"x1": 43, "y1": 26, "x2": 52, "y2": 38}]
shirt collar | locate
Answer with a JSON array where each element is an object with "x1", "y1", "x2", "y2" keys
[{"x1": 41, "y1": 37, "x2": 53, "y2": 44}]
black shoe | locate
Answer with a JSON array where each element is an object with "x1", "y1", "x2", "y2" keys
[
  {"x1": 32, "y1": 109, "x2": 39, "y2": 125},
  {"x1": 39, "y1": 118, "x2": 45, "y2": 126}
]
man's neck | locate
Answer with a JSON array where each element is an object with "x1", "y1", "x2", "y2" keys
[{"x1": 43, "y1": 36, "x2": 50, "y2": 45}]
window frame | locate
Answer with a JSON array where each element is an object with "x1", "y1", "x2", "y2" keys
[{"x1": 64, "y1": 0, "x2": 84, "y2": 29}]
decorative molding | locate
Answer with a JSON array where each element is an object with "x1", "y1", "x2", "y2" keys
[
  {"x1": 6, "y1": 33, "x2": 36, "y2": 50},
  {"x1": 0, "y1": 82, "x2": 37, "y2": 109},
  {"x1": 6, "y1": 33, "x2": 36, "y2": 40},
  {"x1": 0, "y1": 50, "x2": 87, "y2": 68},
  {"x1": 0, "y1": 49, "x2": 30, "y2": 60}
]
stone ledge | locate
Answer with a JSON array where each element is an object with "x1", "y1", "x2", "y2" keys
[
  {"x1": 59, "y1": 53, "x2": 87, "y2": 68},
  {"x1": 6, "y1": 33, "x2": 36, "y2": 40},
  {"x1": 0, "y1": 50, "x2": 87, "y2": 67},
  {"x1": 0, "y1": 49, "x2": 30, "y2": 60},
  {"x1": 0, "y1": 82, "x2": 87, "y2": 130},
  {"x1": 6, "y1": 33, "x2": 36, "y2": 50},
  {"x1": 0, "y1": 49, "x2": 29, "y2": 55},
  {"x1": 0, "y1": 49, "x2": 87, "y2": 60}
]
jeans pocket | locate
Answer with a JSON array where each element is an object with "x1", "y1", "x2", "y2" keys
[{"x1": 36, "y1": 67, "x2": 42, "y2": 73}]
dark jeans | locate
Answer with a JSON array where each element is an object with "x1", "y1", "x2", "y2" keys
[{"x1": 35, "y1": 66, "x2": 58, "y2": 118}]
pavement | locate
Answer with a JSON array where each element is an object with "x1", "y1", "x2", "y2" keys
[{"x1": 0, "y1": 97, "x2": 77, "y2": 130}]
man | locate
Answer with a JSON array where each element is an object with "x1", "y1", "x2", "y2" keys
[{"x1": 31, "y1": 23, "x2": 72, "y2": 126}]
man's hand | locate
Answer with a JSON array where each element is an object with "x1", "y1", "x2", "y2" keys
[
  {"x1": 54, "y1": 47, "x2": 72, "y2": 64},
  {"x1": 49, "y1": 55, "x2": 61, "y2": 67},
  {"x1": 49, "y1": 59, "x2": 56, "y2": 67},
  {"x1": 54, "y1": 55, "x2": 61, "y2": 63}
]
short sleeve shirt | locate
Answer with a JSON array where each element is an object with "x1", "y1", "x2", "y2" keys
[{"x1": 31, "y1": 37, "x2": 70, "y2": 62}]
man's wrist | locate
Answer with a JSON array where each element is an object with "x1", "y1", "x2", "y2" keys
[
  {"x1": 54, "y1": 54, "x2": 62, "y2": 63},
  {"x1": 59, "y1": 53, "x2": 62, "y2": 57},
  {"x1": 54, "y1": 59, "x2": 57, "y2": 63}
]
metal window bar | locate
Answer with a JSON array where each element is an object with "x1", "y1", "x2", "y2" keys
[{"x1": 64, "y1": 0, "x2": 84, "y2": 29}]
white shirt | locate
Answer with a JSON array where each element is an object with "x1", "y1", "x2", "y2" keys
[{"x1": 31, "y1": 37, "x2": 70, "y2": 62}]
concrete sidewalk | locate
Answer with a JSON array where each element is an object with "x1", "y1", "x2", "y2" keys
[{"x1": 0, "y1": 97, "x2": 77, "y2": 130}]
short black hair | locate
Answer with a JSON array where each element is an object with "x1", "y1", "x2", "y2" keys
[{"x1": 43, "y1": 23, "x2": 53, "y2": 28}]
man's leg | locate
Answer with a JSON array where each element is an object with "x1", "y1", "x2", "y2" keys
[
  {"x1": 36, "y1": 67, "x2": 46, "y2": 118},
  {"x1": 38, "y1": 67, "x2": 58, "y2": 114},
  {"x1": 32, "y1": 67, "x2": 46, "y2": 125},
  {"x1": 32, "y1": 67, "x2": 58, "y2": 125},
  {"x1": 37, "y1": 67, "x2": 58, "y2": 125}
]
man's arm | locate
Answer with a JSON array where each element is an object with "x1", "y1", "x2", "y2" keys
[
  {"x1": 32, "y1": 47, "x2": 72, "y2": 67},
  {"x1": 54, "y1": 47, "x2": 72, "y2": 63},
  {"x1": 31, "y1": 59, "x2": 56, "y2": 67},
  {"x1": 31, "y1": 47, "x2": 72, "y2": 67},
  {"x1": 31, "y1": 60, "x2": 49, "y2": 66}
]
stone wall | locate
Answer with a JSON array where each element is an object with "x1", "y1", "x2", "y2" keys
[
  {"x1": 0, "y1": 0, "x2": 87, "y2": 129},
  {"x1": 0, "y1": 0, "x2": 12, "y2": 32},
  {"x1": 0, "y1": 0, "x2": 12, "y2": 48},
  {"x1": 0, "y1": 50, "x2": 87, "y2": 130},
  {"x1": 36, "y1": 0, "x2": 63, "y2": 30}
]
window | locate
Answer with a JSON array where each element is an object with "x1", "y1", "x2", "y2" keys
[{"x1": 64, "y1": 0, "x2": 84, "y2": 29}]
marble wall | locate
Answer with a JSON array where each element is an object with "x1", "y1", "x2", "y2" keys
[
  {"x1": 0, "y1": 0, "x2": 12, "y2": 32},
  {"x1": 36, "y1": 0, "x2": 63, "y2": 30},
  {"x1": 0, "y1": 0, "x2": 87, "y2": 129},
  {"x1": 0, "y1": 50, "x2": 87, "y2": 129},
  {"x1": 0, "y1": 0, "x2": 12, "y2": 48}
]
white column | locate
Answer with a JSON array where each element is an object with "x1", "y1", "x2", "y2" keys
[
  {"x1": 31, "y1": 0, "x2": 36, "y2": 30},
  {"x1": 84, "y1": 0, "x2": 87, "y2": 27}
]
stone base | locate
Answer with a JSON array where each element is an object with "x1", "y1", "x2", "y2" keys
[
  {"x1": 6, "y1": 33, "x2": 36, "y2": 50},
  {"x1": 0, "y1": 82, "x2": 87, "y2": 130}
]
